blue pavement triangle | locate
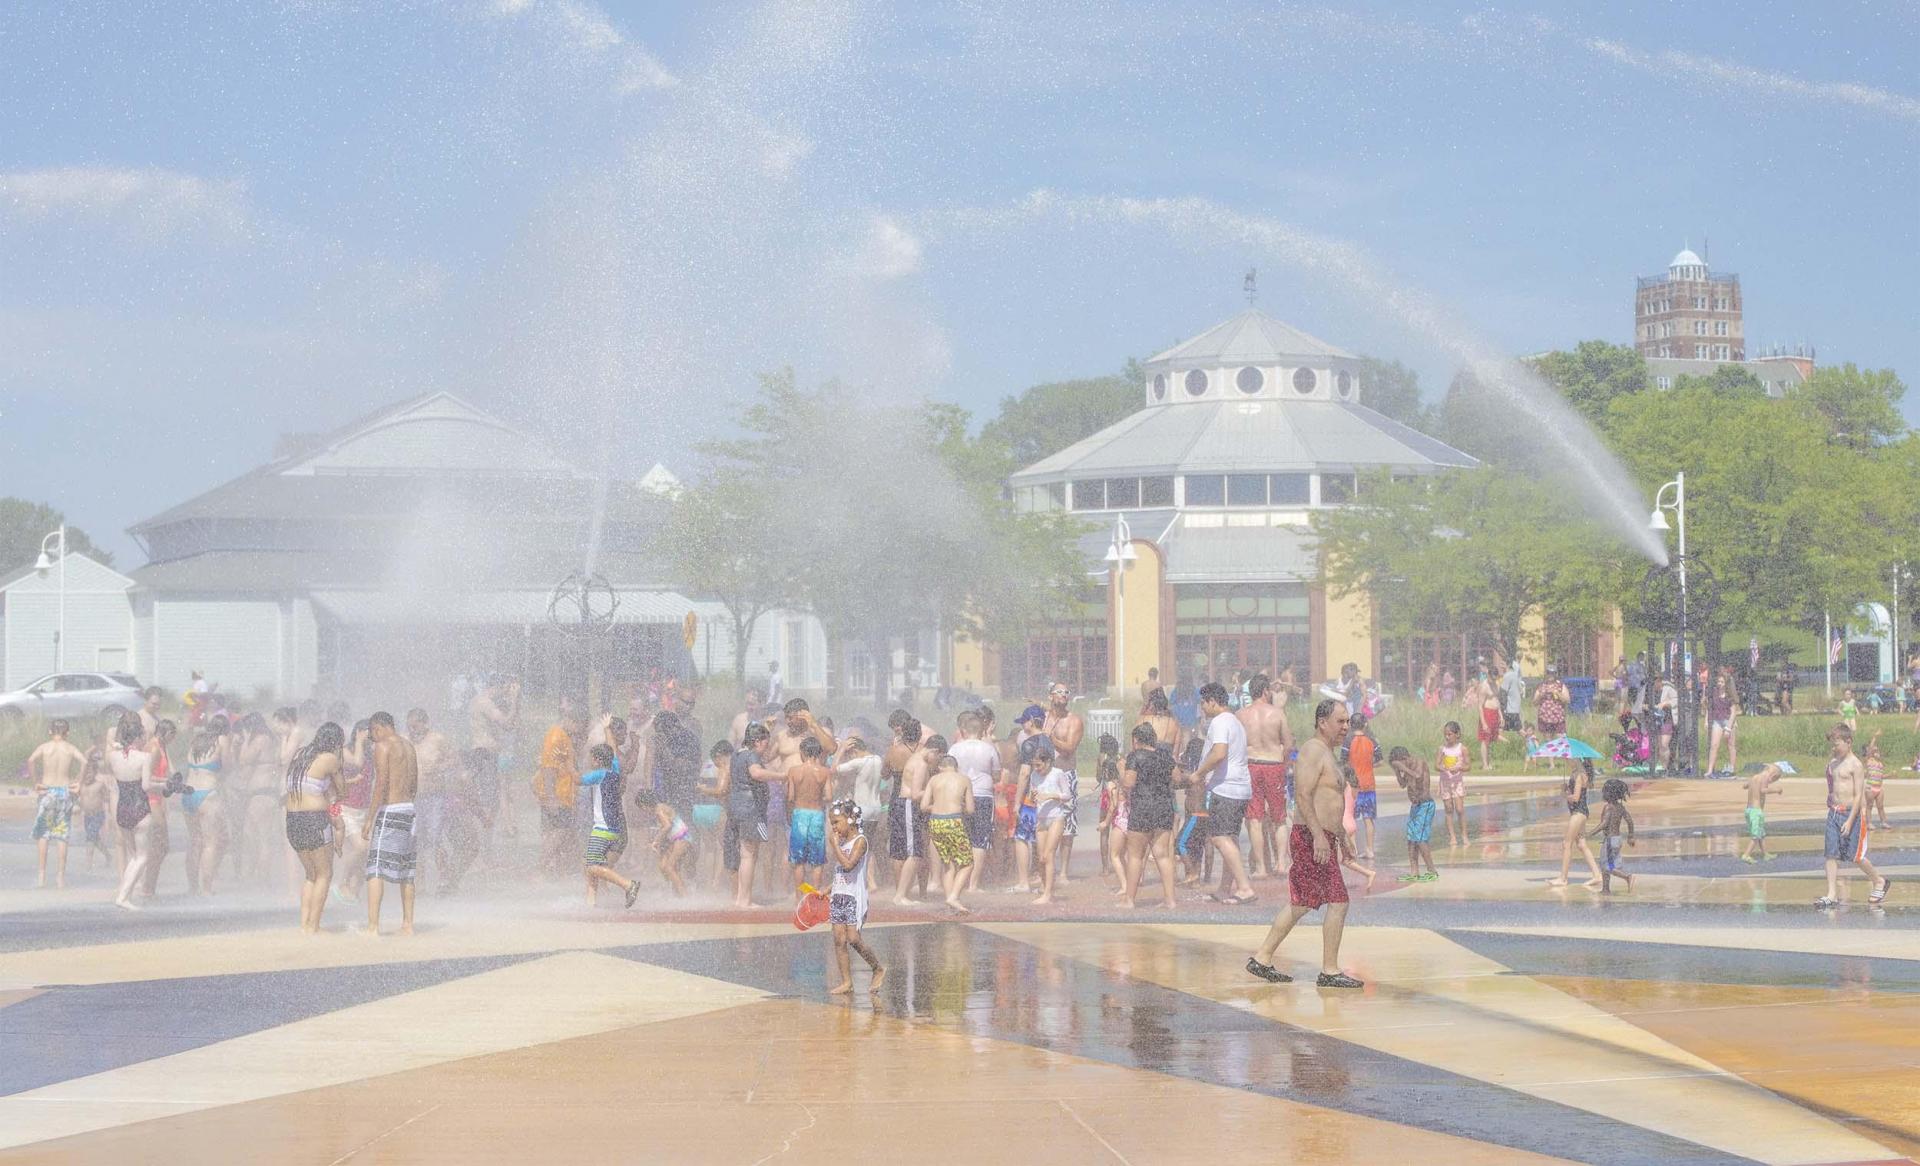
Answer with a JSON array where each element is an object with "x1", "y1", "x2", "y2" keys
[
  {"x1": 1439, "y1": 927, "x2": 1920, "y2": 994},
  {"x1": 0, "y1": 950, "x2": 544, "y2": 1097},
  {"x1": 612, "y1": 924, "x2": 1760, "y2": 1166}
]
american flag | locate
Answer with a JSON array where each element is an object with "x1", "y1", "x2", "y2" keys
[
  {"x1": 1829, "y1": 626, "x2": 1845, "y2": 665},
  {"x1": 1749, "y1": 636, "x2": 1760, "y2": 669}
]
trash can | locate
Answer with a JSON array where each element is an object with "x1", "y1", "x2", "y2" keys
[
  {"x1": 1087, "y1": 707, "x2": 1124, "y2": 747},
  {"x1": 1563, "y1": 677, "x2": 1597, "y2": 715}
]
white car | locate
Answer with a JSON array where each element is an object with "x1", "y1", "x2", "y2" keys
[{"x1": 0, "y1": 672, "x2": 144, "y2": 722}]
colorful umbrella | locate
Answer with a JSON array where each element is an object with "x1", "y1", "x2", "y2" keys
[{"x1": 1529, "y1": 735, "x2": 1605, "y2": 760}]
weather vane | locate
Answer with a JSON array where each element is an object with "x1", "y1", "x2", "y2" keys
[{"x1": 1243, "y1": 268, "x2": 1257, "y2": 304}]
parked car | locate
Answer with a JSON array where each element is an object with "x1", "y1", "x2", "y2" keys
[{"x1": 0, "y1": 672, "x2": 143, "y2": 722}]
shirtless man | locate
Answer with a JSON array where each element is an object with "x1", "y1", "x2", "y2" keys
[
  {"x1": 29, "y1": 720, "x2": 86, "y2": 888},
  {"x1": 1043, "y1": 684, "x2": 1085, "y2": 882},
  {"x1": 1238, "y1": 674, "x2": 1294, "y2": 879},
  {"x1": 884, "y1": 715, "x2": 923, "y2": 899},
  {"x1": 1247, "y1": 699, "x2": 1364, "y2": 988},
  {"x1": 468, "y1": 678, "x2": 513, "y2": 835},
  {"x1": 783, "y1": 737, "x2": 832, "y2": 899},
  {"x1": 364, "y1": 712, "x2": 420, "y2": 936},
  {"x1": 1818, "y1": 725, "x2": 1891, "y2": 908},
  {"x1": 920, "y1": 753, "x2": 974, "y2": 913},
  {"x1": 730, "y1": 687, "x2": 767, "y2": 748},
  {"x1": 769, "y1": 699, "x2": 835, "y2": 895},
  {"x1": 407, "y1": 709, "x2": 455, "y2": 890},
  {"x1": 893, "y1": 725, "x2": 937, "y2": 904}
]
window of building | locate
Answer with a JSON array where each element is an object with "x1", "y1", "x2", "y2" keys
[
  {"x1": 1071, "y1": 479, "x2": 1105, "y2": 510},
  {"x1": 1047, "y1": 481, "x2": 1065, "y2": 510},
  {"x1": 1105, "y1": 477, "x2": 1140, "y2": 508},
  {"x1": 1715, "y1": 320, "x2": 1728, "y2": 336},
  {"x1": 1715, "y1": 296, "x2": 1729, "y2": 311},
  {"x1": 1694, "y1": 344, "x2": 1706, "y2": 358},
  {"x1": 1292, "y1": 367, "x2": 1317, "y2": 394},
  {"x1": 1184, "y1": 369, "x2": 1209, "y2": 396},
  {"x1": 1694, "y1": 320, "x2": 1707, "y2": 335},
  {"x1": 1184, "y1": 474, "x2": 1224, "y2": 506},
  {"x1": 1717, "y1": 344, "x2": 1731, "y2": 360},
  {"x1": 1656, "y1": 375, "x2": 1673, "y2": 389},
  {"x1": 1658, "y1": 344, "x2": 1671, "y2": 357},
  {"x1": 1235, "y1": 366, "x2": 1264, "y2": 394},
  {"x1": 1320, "y1": 473, "x2": 1356, "y2": 504},
  {"x1": 1693, "y1": 296, "x2": 1707, "y2": 310},
  {"x1": 1268, "y1": 473, "x2": 1310, "y2": 505},
  {"x1": 1152, "y1": 373, "x2": 1167, "y2": 400},
  {"x1": 1227, "y1": 474, "x2": 1266, "y2": 506},
  {"x1": 1141, "y1": 476, "x2": 1174, "y2": 507}
]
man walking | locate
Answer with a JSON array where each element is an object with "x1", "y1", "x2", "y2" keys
[
  {"x1": 364, "y1": 712, "x2": 419, "y2": 936},
  {"x1": 1247, "y1": 699, "x2": 1363, "y2": 987},
  {"x1": 1190, "y1": 682, "x2": 1256, "y2": 904},
  {"x1": 1500, "y1": 658, "x2": 1525, "y2": 733},
  {"x1": 1818, "y1": 724, "x2": 1892, "y2": 908}
]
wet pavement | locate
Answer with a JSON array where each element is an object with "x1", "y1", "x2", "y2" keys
[{"x1": 0, "y1": 777, "x2": 1913, "y2": 1163}]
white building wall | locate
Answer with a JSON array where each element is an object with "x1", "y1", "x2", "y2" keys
[
  {"x1": 0, "y1": 591, "x2": 137, "y2": 689},
  {"x1": 132, "y1": 599, "x2": 156, "y2": 687},
  {"x1": 684, "y1": 604, "x2": 831, "y2": 691},
  {"x1": 151, "y1": 598, "x2": 282, "y2": 699},
  {"x1": 289, "y1": 598, "x2": 320, "y2": 698}
]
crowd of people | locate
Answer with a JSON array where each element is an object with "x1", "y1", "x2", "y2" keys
[{"x1": 17, "y1": 657, "x2": 1897, "y2": 986}]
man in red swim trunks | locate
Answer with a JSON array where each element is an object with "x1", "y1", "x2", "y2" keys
[
  {"x1": 1246, "y1": 698, "x2": 1363, "y2": 988},
  {"x1": 1237, "y1": 673, "x2": 1292, "y2": 878}
]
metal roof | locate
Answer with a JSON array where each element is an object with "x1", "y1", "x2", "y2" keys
[
  {"x1": 1146, "y1": 309, "x2": 1354, "y2": 367},
  {"x1": 310, "y1": 589, "x2": 692, "y2": 627},
  {"x1": 130, "y1": 549, "x2": 671, "y2": 594},
  {"x1": 1011, "y1": 399, "x2": 1477, "y2": 482},
  {"x1": 1162, "y1": 521, "x2": 1319, "y2": 583}
]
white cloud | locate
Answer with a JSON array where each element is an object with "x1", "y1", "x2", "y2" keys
[
  {"x1": 1588, "y1": 38, "x2": 1920, "y2": 125},
  {"x1": 0, "y1": 166, "x2": 254, "y2": 242},
  {"x1": 482, "y1": 0, "x2": 678, "y2": 94},
  {"x1": 854, "y1": 216, "x2": 922, "y2": 280}
]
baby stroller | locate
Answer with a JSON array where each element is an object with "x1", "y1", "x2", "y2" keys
[{"x1": 1609, "y1": 714, "x2": 1651, "y2": 774}]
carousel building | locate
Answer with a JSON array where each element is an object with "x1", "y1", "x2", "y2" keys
[{"x1": 972, "y1": 308, "x2": 1480, "y2": 697}]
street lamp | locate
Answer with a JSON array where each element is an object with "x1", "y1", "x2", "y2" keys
[
  {"x1": 32, "y1": 526, "x2": 66, "y2": 672},
  {"x1": 1649, "y1": 474, "x2": 1689, "y2": 774},
  {"x1": 1104, "y1": 515, "x2": 1138, "y2": 697}
]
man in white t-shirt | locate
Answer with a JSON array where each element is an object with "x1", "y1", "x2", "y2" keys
[
  {"x1": 1190, "y1": 682, "x2": 1256, "y2": 903},
  {"x1": 948, "y1": 709, "x2": 1001, "y2": 889}
]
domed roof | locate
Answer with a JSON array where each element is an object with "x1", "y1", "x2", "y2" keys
[
  {"x1": 1670, "y1": 248, "x2": 1703, "y2": 268},
  {"x1": 1144, "y1": 308, "x2": 1352, "y2": 368}
]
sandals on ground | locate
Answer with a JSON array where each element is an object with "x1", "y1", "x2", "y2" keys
[{"x1": 1245, "y1": 957, "x2": 1292, "y2": 983}]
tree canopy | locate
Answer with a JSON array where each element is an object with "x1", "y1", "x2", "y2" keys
[
  {"x1": 1354, "y1": 356, "x2": 1429, "y2": 428},
  {"x1": 1797, "y1": 363, "x2": 1907, "y2": 449},
  {"x1": 0, "y1": 499, "x2": 112, "y2": 574},
  {"x1": 976, "y1": 361, "x2": 1141, "y2": 471},
  {"x1": 1526, "y1": 341, "x2": 1649, "y2": 426}
]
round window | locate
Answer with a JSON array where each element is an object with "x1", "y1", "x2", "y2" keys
[
  {"x1": 1336, "y1": 370, "x2": 1353, "y2": 398},
  {"x1": 1184, "y1": 369, "x2": 1209, "y2": 397},
  {"x1": 1152, "y1": 373, "x2": 1167, "y2": 400},
  {"x1": 1235, "y1": 366, "x2": 1264, "y2": 394},
  {"x1": 1292, "y1": 367, "x2": 1318, "y2": 394}
]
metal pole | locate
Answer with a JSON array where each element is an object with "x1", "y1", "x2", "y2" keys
[
  {"x1": 56, "y1": 526, "x2": 66, "y2": 672},
  {"x1": 1825, "y1": 610, "x2": 1833, "y2": 698}
]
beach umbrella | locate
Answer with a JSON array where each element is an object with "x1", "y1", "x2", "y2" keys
[{"x1": 1529, "y1": 735, "x2": 1605, "y2": 760}]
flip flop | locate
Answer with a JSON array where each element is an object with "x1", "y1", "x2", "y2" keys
[{"x1": 1246, "y1": 957, "x2": 1292, "y2": 983}]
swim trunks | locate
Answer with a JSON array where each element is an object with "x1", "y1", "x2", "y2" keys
[
  {"x1": 967, "y1": 796, "x2": 995, "y2": 850},
  {"x1": 1823, "y1": 809, "x2": 1865, "y2": 862},
  {"x1": 366, "y1": 803, "x2": 417, "y2": 884},
  {"x1": 788, "y1": 807, "x2": 827, "y2": 866},
  {"x1": 1745, "y1": 806, "x2": 1765, "y2": 840},
  {"x1": 1603, "y1": 834, "x2": 1624, "y2": 873},
  {"x1": 1208, "y1": 794, "x2": 1249, "y2": 839},
  {"x1": 1061, "y1": 769, "x2": 1080, "y2": 837},
  {"x1": 1353, "y1": 790, "x2": 1377, "y2": 821},
  {"x1": 1247, "y1": 760, "x2": 1287, "y2": 822},
  {"x1": 31, "y1": 791, "x2": 73, "y2": 841},
  {"x1": 1287, "y1": 825, "x2": 1349, "y2": 909},
  {"x1": 1405, "y1": 800, "x2": 1436, "y2": 845},
  {"x1": 584, "y1": 827, "x2": 624, "y2": 866},
  {"x1": 84, "y1": 810, "x2": 105, "y2": 844},
  {"x1": 1437, "y1": 770, "x2": 1466, "y2": 801},
  {"x1": 692, "y1": 803, "x2": 723, "y2": 830},
  {"x1": 929, "y1": 813, "x2": 973, "y2": 868},
  {"x1": 888, "y1": 797, "x2": 922, "y2": 860}
]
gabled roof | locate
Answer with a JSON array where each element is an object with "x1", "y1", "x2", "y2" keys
[
  {"x1": 130, "y1": 392, "x2": 588, "y2": 533},
  {"x1": 1146, "y1": 309, "x2": 1354, "y2": 367},
  {"x1": 1011, "y1": 398, "x2": 1477, "y2": 481},
  {"x1": 0, "y1": 551, "x2": 135, "y2": 593}
]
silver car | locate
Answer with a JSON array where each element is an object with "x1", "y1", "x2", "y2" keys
[{"x1": 0, "y1": 672, "x2": 144, "y2": 722}]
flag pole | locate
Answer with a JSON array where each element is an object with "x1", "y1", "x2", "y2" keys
[{"x1": 1825, "y1": 609, "x2": 1833, "y2": 698}]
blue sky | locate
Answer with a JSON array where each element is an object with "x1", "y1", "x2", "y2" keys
[{"x1": 3, "y1": 1, "x2": 1916, "y2": 564}]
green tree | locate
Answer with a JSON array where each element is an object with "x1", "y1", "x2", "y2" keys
[
  {"x1": 1314, "y1": 469, "x2": 1619, "y2": 663},
  {"x1": 977, "y1": 361, "x2": 1141, "y2": 470},
  {"x1": 1606, "y1": 379, "x2": 1896, "y2": 648},
  {"x1": 1798, "y1": 363, "x2": 1907, "y2": 449},
  {"x1": 1669, "y1": 364, "x2": 1765, "y2": 397},
  {"x1": 1435, "y1": 367, "x2": 1506, "y2": 462},
  {"x1": 1354, "y1": 356, "x2": 1429, "y2": 428},
  {"x1": 657, "y1": 476, "x2": 798, "y2": 685},
  {"x1": 1526, "y1": 341, "x2": 1650, "y2": 426},
  {"x1": 0, "y1": 499, "x2": 112, "y2": 574}
]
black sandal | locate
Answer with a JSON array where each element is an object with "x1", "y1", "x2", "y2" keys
[
  {"x1": 1246, "y1": 957, "x2": 1292, "y2": 983},
  {"x1": 1316, "y1": 972, "x2": 1364, "y2": 989}
]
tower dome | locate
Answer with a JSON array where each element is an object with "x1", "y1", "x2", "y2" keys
[{"x1": 1669, "y1": 248, "x2": 1706, "y2": 280}]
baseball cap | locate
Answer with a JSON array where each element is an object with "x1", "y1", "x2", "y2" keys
[{"x1": 1018, "y1": 704, "x2": 1046, "y2": 725}]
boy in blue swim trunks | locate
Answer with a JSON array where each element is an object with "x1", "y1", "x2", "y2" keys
[
  {"x1": 784, "y1": 736, "x2": 832, "y2": 901},
  {"x1": 1391, "y1": 746, "x2": 1438, "y2": 882}
]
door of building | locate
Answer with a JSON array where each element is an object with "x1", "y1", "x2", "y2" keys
[{"x1": 1208, "y1": 635, "x2": 1278, "y2": 679}]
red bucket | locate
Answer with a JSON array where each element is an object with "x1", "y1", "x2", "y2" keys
[{"x1": 793, "y1": 890, "x2": 830, "y2": 931}]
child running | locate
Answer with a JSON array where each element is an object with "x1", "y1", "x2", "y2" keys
[
  {"x1": 1742, "y1": 762, "x2": 1788, "y2": 863},
  {"x1": 825, "y1": 800, "x2": 886, "y2": 996},
  {"x1": 642, "y1": 792, "x2": 693, "y2": 896},
  {"x1": 1590, "y1": 778, "x2": 1635, "y2": 894},
  {"x1": 577, "y1": 744, "x2": 640, "y2": 909},
  {"x1": 1437, "y1": 721, "x2": 1469, "y2": 847},
  {"x1": 1392, "y1": 746, "x2": 1438, "y2": 882},
  {"x1": 1349, "y1": 716, "x2": 1378, "y2": 860}
]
